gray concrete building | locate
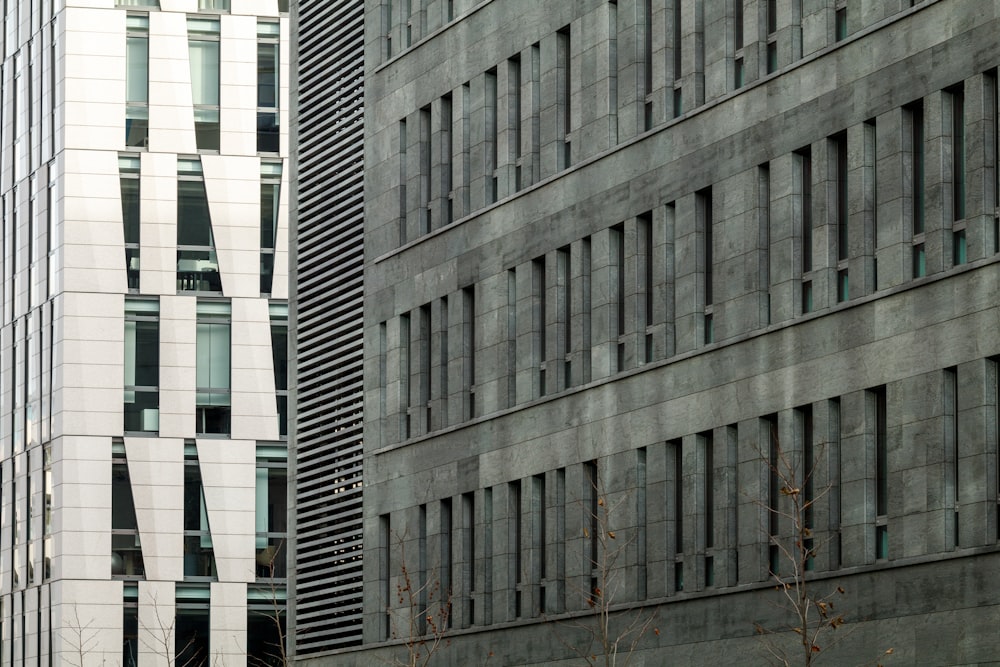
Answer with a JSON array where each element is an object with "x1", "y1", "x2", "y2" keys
[{"x1": 304, "y1": 0, "x2": 1000, "y2": 664}]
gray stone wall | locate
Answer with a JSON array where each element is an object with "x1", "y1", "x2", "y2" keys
[{"x1": 354, "y1": 0, "x2": 1000, "y2": 663}]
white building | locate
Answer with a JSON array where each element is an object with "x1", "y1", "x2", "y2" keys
[{"x1": 1, "y1": 0, "x2": 291, "y2": 663}]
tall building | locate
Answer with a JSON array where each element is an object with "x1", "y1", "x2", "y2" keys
[
  {"x1": 302, "y1": 0, "x2": 1000, "y2": 664},
  {"x1": 0, "y1": 0, "x2": 292, "y2": 663}
]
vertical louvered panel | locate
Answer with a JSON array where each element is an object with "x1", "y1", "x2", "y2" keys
[{"x1": 289, "y1": 0, "x2": 365, "y2": 655}]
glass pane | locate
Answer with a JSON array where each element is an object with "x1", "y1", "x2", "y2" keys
[
  {"x1": 196, "y1": 322, "x2": 230, "y2": 390},
  {"x1": 257, "y1": 42, "x2": 278, "y2": 108},
  {"x1": 177, "y1": 180, "x2": 213, "y2": 246},
  {"x1": 254, "y1": 536, "x2": 286, "y2": 579},
  {"x1": 188, "y1": 40, "x2": 219, "y2": 106},
  {"x1": 260, "y1": 182, "x2": 279, "y2": 249},
  {"x1": 195, "y1": 119, "x2": 220, "y2": 151},
  {"x1": 112, "y1": 465, "x2": 139, "y2": 530},
  {"x1": 257, "y1": 112, "x2": 279, "y2": 153},
  {"x1": 133, "y1": 320, "x2": 158, "y2": 386},
  {"x1": 247, "y1": 602, "x2": 286, "y2": 665},
  {"x1": 125, "y1": 108, "x2": 148, "y2": 148},
  {"x1": 175, "y1": 605, "x2": 211, "y2": 665},
  {"x1": 270, "y1": 324, "x2": 287, "y2": 390},
  {"x1": 121, "y1": 177, "x2": 140, "y2": 244},
  {"x1": 111, "y1": 533, "x2": 145, "y2": 577},
  {"x1": 126, "y1": 247, "x2": 140, "y2": 291},
  {"x1": 177, "y1": 249, "x2": 221, "y2": 292},
  {"x1": 260, "y1": 252, "x2": 274, "y2": 294},
  {"x1": 123, "y1": 605, "x2": 139, "y2": 667},
  {"x1": 123, "y1": 390, "x2": 158, "y2": 432},
  {"x1": 198, "y1": 0, "x2": 229, "y2": 9},
  {"x1": 196, "y1": 405, "x2": 231, "y2": 434},
  {"x1": 126, "y1": 37, "x2": 148, "y2": 103},
  {"x1": 277, "y1": 394, "x2": 287, "y2": 437}
]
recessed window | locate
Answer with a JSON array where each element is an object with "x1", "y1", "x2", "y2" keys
[
  {"x1": 270, "y1": 304, "x2": 288, "y2": 437},
  {"x1": 177, "y1": 159, "x2": 221, "y2": 293},
  {"x1": 261, "y1": 162, "x2": 281, "y2": 294},
  {"x1": 258, "y1": 22, "x2": 280, "y2": 153},
  {"x1": 124, "y1": 299, "x2": 159, "y2": 433},
  {"x1": 188, "y1": 19, "x2": 221, "y2": 151},
  {"x1": 184, "y1": 457, "x2": 218, "y2": 578},
  {"x1": 125, "y1": 15, "x2": 149, "y2": 148},
  {"x1": 196, "y1": 301, "x2": 231, "y2": 436},
  {"x1": 119, "y1": 155, "x2": 141, "y2": 290},
  {"x1": 112, "y1": 452, "x2": 145, "y2": 579},
  {"x1": 255, "y1": 450, "x2": 288, "y2": 579},
  {"x1": 912, "y1": 243, "x2": 926, "y2": 277}
]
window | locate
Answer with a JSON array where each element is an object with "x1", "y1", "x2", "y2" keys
[
  {"x1": 256, "y1": 446, "x2": 287, "y2": 579},
  {"x1": 120, "y1": 155, "x2": 140, "y2": 291},
  {"x1": 196, "y1": 301, "x2": 231, "y2": 435},
  {"x1": 111, "y1": 446, "x2": 145, "y2": 578},
  {"x1": 247, "y1": 587, "x2": 286, "y2": 662},
  {"x1": 124, "y1": 299, "x2": 159, "y2": 433},
  {"x1": 198, "y1": 0, "x2": 229, "y2": 10},
  {"x1": 872, "y1": 386, "x2": 888, "y2": 559},
  {"x1": 123, "y1": 585, "x2": 139, "y2": 667},
  {"x1": 188, "y1": 18, "x2": 221, "y2": 151},
  {"x1": 184, "y1": 454, "x2": 217, "y2": 578},
  {"x1": 270, "y1": 304, "x2": 288, "y2": 437},
  {"x1": 42, "y1": 445, "x2": 52, "y2": 580},
  {"x1": 117, "y1": 0, "x2": 159, "y2": 5},
  {"x1": 835, "y1": 7, "x2": 847, "y2": 41},
  {"x1": 260, "y1": 162, "x2": 281, "y2": 294},
  {"x1": 125, "y1": 15, "x2": 149, "y2": 148},
  {"x1": 175, "y1": 586, "x2": 210, "y2": 664},
  {"x1": 177, "y1": 159, "x2": 221, "y2": 293},
  {"x1": 257, "y1": 22, "x2": 280, "y2": 153}
]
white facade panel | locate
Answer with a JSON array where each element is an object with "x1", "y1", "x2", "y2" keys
[
  {"x1": 158, "y1": 295, "x2": 196, "y2": 439},
  {"x1": 126, "y1": 437, "x2": 185, "y2": 581},
  {"x1": 197, "y1": 438, "x2": 256, "y2": 582}
]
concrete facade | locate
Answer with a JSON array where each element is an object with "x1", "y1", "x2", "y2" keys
[
  {"x1": 0, "y1": 0, "x2": 290, "y2": 664},
  {"x1": 327, "y1": 0, "x2": 1000, "y2": 664}
]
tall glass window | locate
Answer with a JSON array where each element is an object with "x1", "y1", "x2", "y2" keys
[
  {"x1": 125, "y1": 15, "x2": 149, "y2": 148},
  {"x1": 124, "y1": 299, "x2": 159, "y2": 433},
  {"x1": 175, "y1": 586, "x2": 210, "y2": 663},
  {"x1": 177, "y1": 158, "x2": 221, "y2": 293},
  {"x1": 256, "y1": 446, "x2": 287, "y2": 579},
  {"x1": 260, "y1": 162, "x2": 281, "y2": 294},
  {"x1": 188, "y1": 18, "x2": 221, "y2": 151},
  {"x1": 123, "y1": 585, "x2": 139, "y2": 667},
  {"x1": 196, "y1": 301, "x2": 231, "y2": 435},
  {"x1": 111, "y1": 446, "x2": 145, "y2": 578},
  {"x1": 184, "y1": 454, "x2": 217, "y2": 578},
  {"x1": 257, "y1": 22, "x2": 280, "y2": 153},
  {"x1": 120, "y1": 155, "x2": 141, "y2": 290},
  {"x1": 270, "y1": 304, "x2": 288, "y2": 437}
]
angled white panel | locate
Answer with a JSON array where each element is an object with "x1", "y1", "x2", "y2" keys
[
  {"x1": 125, "y1": 436, "x2": 184, "y2": 581},
  {"x1": 233, "y1": 0, "x2": 280, "y2": 16},
  {"x1": 50, "y1": 579, "x2": 123, "y2": 666},
  {"x1": 210, "y1": 582, "x2": 248, "y2": 663},
  {"x1": 148, "y1": 11, "x2": 197, "y2": 154},
  {"x1": 52, "y1": 436, "x2": 111, "y2": 581},
  {"x1": 270, "y1": 165, "x2": 288, "y2": 300},
  {"x1": 196, "y1": 438, "x2": 255, "y2": 582},
  {"x1": 219, "y1": 15, "x2": 257, "y2": 156},
  {"x1": 231, "y1": 297, "x2": 278, "y2": 440},
  {"x1": 140, "y1": 152, "x2": 180, "y2": 296},
  {"x1": 57, "y1": 292, "x2": 124, "y2": 436},
  {"x1": 61, "y1": 150, "x2": 127, "y2": 295},
  {"x1": 158, "y1": 296, "x2": 197, "y2": 439},
  {"x1": 201, "y1": 155, "x2": 259, "y2": 298},
  {"x1": 160, "y1": 0, "x2": 198, "y2": 11},
  {"x1": 137, "y1": 581, "x2": 176, "y2": 665},
  {"x1": 279, "y1": 17, "x2": 290, "y2": 156},
  {"x1": 63, "y1": 8, "x2": 124, "y2": 150}
]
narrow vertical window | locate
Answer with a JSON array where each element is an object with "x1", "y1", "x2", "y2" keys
[
  {"x1": 764, "y1": 413, "x2": 779, "y2": 575},
  {"x1": 557, "y1": 27, "x2": 572, "y2": 168},
  {"x1": 584, "y1": 461, "x2": 599, "y2": 600},
  {"x1": 670, "y1": 440, "x2": 683, "y2": 591},
  {"x1": 533, "y1": 257, "x2": 547, "y2": 395},
  {"x1": 510, "y1": 480, "x2": 523, "y2": 617},
  {"x1": 123, "y1": 585, "x2": 138, "y2": 667},
  {"x1": 485, "y1": 69, "x2": 498, "y2": 204},
  {"x1": 441, "y1": 93, "x2": 454, "y2": 225},
  {"x1": 183, "y1": 453, "x2": 218, "y2": 578},
  {"x1": 672, "y1": 0, "x2": 682, "y2": 116},
  {"x1": 125, "y1": 15, "x2": 149, "y2": 148},
  {"x1": 176, "y1": 159, "x2": 221, "y2": 293},
  {"x1": 119, "y1": 155, "x2": 141, "y2": 291},
  {"x1": 418, "y1": 303, "x2": 432, "y2": 429},
  {"x1": 611, "y1": 224, "x2": 625, "y2": 370},
  {"x1": 945, "y1": 367, "x2": 959, "y2": 547},
  {"x1": 507, "y1": 269, "x2": 517, "y2": 407},
  {"x1": 419, "y1": 105, "x2": 432, "y2": 232},
  {"x1": 766, "y1": 0, "x2": 777, "y2": 74},
  {"x1": 557, "y1": 246, "x2": 571, "y2": 387},
  {"x1": 399, "y1": 313, "x2": 411, "y2": 439},
  {"x1": 702, "y1": 431, "x2": 714, "y2": 586},
  {"x1": 908, "y1": 100, "x2": 925, "y2": 236},
  {"x1": 636, "y1": 448, "x2": 648, "y2": 598},
  {"x1": 640, "y1": 212, "x2": 654, "y2": 361},
  {"x1": 532, "y1": 473, "x2": 546, "y2": 615},
  {"x1": 270, "y1": 304, "x2": 288, "y2": 438},
  {"x1": 834, "y1": 131, "x2": 848, "y2": 262},
  {"x1": 257, "y1": 21, "x2": 280, "y2": 153},
  {"x1": 111, "y1": 448, "x2": 145, "y2": 578},
  {"x1": 196, "y1": 301, "x2": 231, "y2": 435},
  {"x1": 399, "y1": 119, "x2": 408, "y2": 244},
  {"x1": 260, "y1": 162, "x2": 281, "y2": 295},
  {"x1": 462, "y1": 493, "x2": 475, "y2": 625},
  {"x1": 463, "y1": 285, "x2": 476, "y2": 419},
  {"x1": 759, "y1": 164, "x2": 771, "y2": 324},
  {"x1": 124, "y1": 299, "x2": 159, "y2": 433},
  {"x1": 872, "y1": 385, "x2": 888, "y2": 559},
  {"x1": 255, "y1": 449, "x2": 288, "y2": 578},
  {"x1": 698, "y1": 187, "x2": 713, "y2": 343},
  {"x1": 440, "y1": 498, "x2": 453, "y2": 626},
  {"x1": 834, "y1": 6, "x2": 847, "y2": 41},
  {"x1": 461, "y1": 83, "x2": 471, "y2": 215},
  {"x1": 188, "y1": 18, "x2": 221, "y2": 151},
  {"x1": 643, "y1": 0, "x2": 654, "y2": 127},
  {"x1": 509, "y1": 56, "x2": 523, "y2": 191},
  {"x1": 798, "y1": 404, "x2": 815, "y2": 570},
  {"x1": 438, "y1": 296, "x2": 449, "y2": 425},
  {"x1": 950, "y1": 84, "x2": 967, "y2": 264}
]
